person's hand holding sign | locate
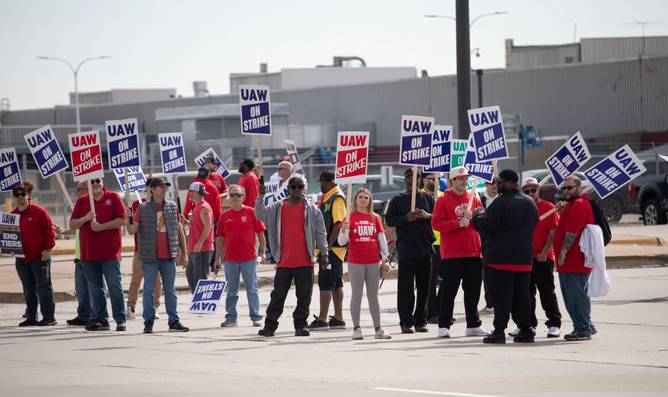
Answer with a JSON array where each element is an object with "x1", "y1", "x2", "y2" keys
[
  {"x1": 459, "y1": 217, "x2": 470, "y2": 228},
  {"x1": 406, "y1": 211, "x2": 418, "y2": 222}
]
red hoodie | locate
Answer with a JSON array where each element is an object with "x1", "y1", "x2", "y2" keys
[
  {"x1": 432, "y1": 189, "x2": 482, "y2": 260},
  {"x1": 12, "y1": 203, "x2": 56, "y2": 262}
]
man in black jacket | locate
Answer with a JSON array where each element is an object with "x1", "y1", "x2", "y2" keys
[{"x1": 472, "y1": 169, "x2": 538, "y2": 344}]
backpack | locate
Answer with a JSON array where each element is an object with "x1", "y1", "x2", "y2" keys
[{"x1": 589, "y1": 199, "x2": 612, "y2": 246}]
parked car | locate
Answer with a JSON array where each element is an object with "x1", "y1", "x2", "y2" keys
[{"x1": 627, "y1": 161, "x2": 668, "y2": 225}]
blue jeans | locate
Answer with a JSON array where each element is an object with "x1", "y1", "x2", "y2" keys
[
  {"x1": 82, "y1": 259, "x2": 125, "y2": 325},
  {"x1": 143, "y1": 259, "x2": 179, "y2": 323},
  {"x1": 224, "y1": 260, "x2": 262, "y2": 321},
  {"x1": 559, "y1": 272, "x2": 592, "y2": 335},
  {"x1": 15, "y1": 258, "x2": 56, "y2": 322},
  {"x1": 74, "y1": 260, "x2": 92, "y2": 321}
]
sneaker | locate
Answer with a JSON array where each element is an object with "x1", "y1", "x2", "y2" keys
[
  {"x1": 85, "y1": 321, "x2": 110, "y2": 331},
  {"x1": 415, "y1": 324, "x2": 429, "y2": 333},
  {"x1": 479, "y1": 306, "x2": 494, "y2": 316},
  {"x1": 66, "y1": 317, "x2": 88, "y2": 326},
  {"x1": 153, "y1": 308, "x2": 161, "y2": 320},
  {"x1": 116, "y1": 323, "x2": 127, "y2": 332},
  {"x1": 590, "y1": 324, "x2": 598, "y2": 335},
  {"x1": 483, "y1": 332, "x2": 506, "y2": 344},
  {"x1": 465, "y1": 326, "x2": 490, "y2": 337},
  {"x1": 352, "y1": 328, "x2": 363, "y2": 340},
  {"x1": 125, "y1": 305, "x2": 136, "y2": 320},
  {"x1": 18, "y1": 319, "x2": 39, "y2": 327},
  {"x1": 437, "y1": 327, "x2": 451, "y2": 338},
  {"x1": 328, "y1": 316, "x2": 346, "y2": 330},
  {"x1": 294, "y1": 328, "x2": 310, "y2": 337},
  {"x1": 258, "y1": 328, "x2": 275, "y2": 337},
  {"x1": 252, "y1": 320, "x2": 263, "y2": 327},
  {"x1": 374, "y1": 328, "x2": 392, "y2": 339},
  {"x1": 168, "y1": 321, "x2": 189, "y2": 332},
  {"x1": 513, "y1": 330, "x2": 535, "y2": 343},
  {"x1": 400, "y1": 326, "x2": 414, "y2": 334},
  {"x1": 143, "y1": 320, "x2": 154, "y2": 334},
  {"x1": 307, "y1": 315, "x2": 329, "y2": 331},
  {"x1": 509, "y1": 327, "x2": 535, "y2": 337},
  {"x1": 564, "y1": 331, "x2": 591, "y2": 341},
  {"x1": 547, "y1": 326, "x2": 561, "y2": 338},
  {"x1": 220, "y1": 319, "x2": 238, "y2": 328},
  {"x1": 37, "y1": 319, "x2": 57, "y2": 326}
]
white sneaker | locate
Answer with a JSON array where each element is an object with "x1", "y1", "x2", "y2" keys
[
  {"x1": 374, "y1": 328, "x2": 392, "y2": 339},
  {"x1": 508, "y1": 328, "x2": 521, "y2": 337},
  {"x1": 437, "y1": 327, "x2": 450, "y2": 338},
  {"x1": 352, "y1": 328, "x2": 363, "y2": 340},
  {"x1": 547, "y1": 326, "x2": 561, "y2": 338},
  {"x1": 153, "y1": 308, "x2": 160, "y2": 320},
  {"x1": 125, "y1": 306, "x2": 136, "y2": 320},
  {"x1": 465, "y1": 326, "x2": 490, "y2": 336},
  {"x1": 252, "y1": 320, "x2": 263, "y2": 327},
  {"x1": 479, "y1": 306, "x2": 494, "y2": 315}
]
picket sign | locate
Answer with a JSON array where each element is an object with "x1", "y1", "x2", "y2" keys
[
  {"x1": 24, "y1": 126, "x2": 72, "y2": 209},
  {"x1": 239, "y1": 85, "x2": 271, "y2": 181},
  {"x1": 544, "y1": 131, "x2": 591, "y2": 187}
]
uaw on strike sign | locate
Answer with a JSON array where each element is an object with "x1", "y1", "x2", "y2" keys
[
  {"x1": 336, "y1": 132, "x2": 369, "y2": 184},
  {"x1": 0, "y1": 148, "x2": 21, "y2": 192},
  {"x1": 188, "y1": 279, "x2": 227, "y2": 314},
  {"x1": 545, "y1": 131, "x2": 591, "y2": 186},
  {"x1": 24, "y1": 125, "x2": 69, "y2": 178},
  {"x1": 159, "y1": 133, "x2": 187, "y2": 174},
  {"x1": 584, "y1": 145, "x2": 646, "y2": 199},
  {"x1": 468, "y1": 106, "x2": 509, "y2": 162},
  {"x1": 239, "y1": 85, "x2": 271, "y2": 135},
  {"x1": 68, "y1": 131, "x2": 104, "y2": 182},
  {"x1": 399, "y1": 115, "x2": 434, "y2": 166},
  {"x1": 106, "y1": 118, "x2": 140, "y2": 169}
]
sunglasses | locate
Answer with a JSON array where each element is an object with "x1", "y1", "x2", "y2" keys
[
  {"x1": 229, "y1": 192, "x2": 244, "y2": 198},
  {"x1": 91, "y1": 179, "x2": 101, "y2": 184},
  {"x1": 523, "y1": 188, "x2": 537, "y2": 194},
  {"x1": 13, "y1": 192, "x2": 27, "y2": 198},
  {"x1": 289, "y1": 184, "x2": 305, "y2": 190},
  {"x1": 562, "y1": 185, "x2": 577, "y2": 191}
]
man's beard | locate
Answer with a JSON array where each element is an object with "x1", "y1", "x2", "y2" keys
[{"x1": 565, "y1": 193, "x2": 579, "y2": 202}]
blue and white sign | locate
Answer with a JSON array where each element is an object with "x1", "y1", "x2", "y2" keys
[
  {"x1": 0, "y1": 212, "x2": 23, "y2": 257},
  {"x1": 0, "y1": 147, "x2": 21, "y2": 192},
  {"x1": 24, "y1": 125, "x2": 69, "y2": 178},
  {"x1": 239, "y1": 85, "x2": 271, "y2": 135},
  {"x1": 468, "y1": 106, "x2": 509, "y2": 162},
  {"x1": 188, "y1": 279, "x2": 227, "y2": 314},
  {"x1": 113, "y1": 166, "x2": 147, "y2": 192},
  {"x1": 158, "y1": 133, "x2": 187, "y2": 174},
  {"x1": 425, "y1": 125, "x2": 453, "y2": 172},
  {"x1": 399, "y1": 115, "x2": 434, "y2": 166},
  {"x1": 545, "y1": 131, "x2": 591, "y2": 187},
  {"x1": 193, "y1": 148, "x2": 231, "y2": 179},
  {"x1": 105, "y1": 118, "x2": 140, "y2": 169},
  {"x1": 463, "y1": 135, "x2": 494, "y2": 183},
  {"x1": 284, "y1": 139, "x2": 304, "y2": 175},
  {"x1": 584, "y1": 145, "x2": 646, "y2": 200}
]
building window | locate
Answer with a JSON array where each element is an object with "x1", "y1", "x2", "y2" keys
[{"x1": 564, "y1": 56, "x2": 574, "y2": 64}]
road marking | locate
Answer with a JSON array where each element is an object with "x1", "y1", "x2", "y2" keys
[{"x1": 371, "y1": 387, "x2": 506, "y2": 397}]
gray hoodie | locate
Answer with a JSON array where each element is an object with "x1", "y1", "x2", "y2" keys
[{"x1": 255, "y1": 196, "x2": 328, "y2": 264}]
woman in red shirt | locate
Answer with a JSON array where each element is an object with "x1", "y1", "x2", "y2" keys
[
  {"x1": 10, "y1": 181, "x2": 57, "y2": 326},
  {"x1": 338, "y1": 188, "x2": 391, "y2": 340}
]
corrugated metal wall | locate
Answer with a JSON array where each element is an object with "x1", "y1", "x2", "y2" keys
[{"x1": 581, "y1": 37, "x2": 668, "y2": 63}]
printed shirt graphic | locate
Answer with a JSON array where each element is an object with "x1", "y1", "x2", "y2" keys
[{"x1": 347, "y1": 211, "x2": 384, "y2": 265}]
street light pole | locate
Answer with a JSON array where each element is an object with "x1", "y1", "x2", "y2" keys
[{"x1": 36, "y1": 56, "x2": 111, "y2": 133}]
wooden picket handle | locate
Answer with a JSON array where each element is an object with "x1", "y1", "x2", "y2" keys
[
  {"x1": 87, "y1": 179, "x2": 95, "y2": 222},
  {"x1": 123, "y1": 168, "x2": 131, "y2": 209},
  {"x1": 467, "y1": 179, "x2": 478, "y2": 212},
  {"x1": 410, "y1": 166, "x2": 418, "y2": 211},
  {"x1": 54, "y1": 173, "x2": 74, "y2": 211},
  {"x1": 345, "y1": 182, "x2": 353, "y2": 231},
  {"x1": 538, "y1": 174, "x2": 552, "y2": 187},
  {"x1": 539, "y1": 186, "x2": 593, "y2": 221},
  {"x1": 256, "y1": 136, "x2": 264, "y2": 179}
]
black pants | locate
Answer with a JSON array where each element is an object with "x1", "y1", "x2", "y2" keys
[
  {"x1": 482, "y1": 265, "x2": 493, "y2": 309},
  {"x1": 264, "y1": 266, "x2": 314, "y2": 331},
  {"x1": 438, "y1": 257, "x2": 483, "y2": 329},
  {"x1": 529, "y1": 259, "x2": 562, "y2": 328},
  {"x1": 427, "y1": 246, "x2": 442, "y2": 318},
  {"x1": 15, "y1": 258, "x2": 55, "y2": 322},
  {"x1": 397, "y1": 254, "x2": 430, "y2": 327},
  {"x1": 486, "y1": 266, "x2": 531, "y2": 333}
]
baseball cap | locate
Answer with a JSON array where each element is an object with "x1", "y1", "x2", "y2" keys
[
  {"x1": 498, "y1": 169, "x2": 519, "y2": 183},
  {"x1": 449, "y1": 166, "x2": 470, "y2": 179},
  {"x1": 521, "y1": 177, "x2": 539, "y2": 189},
  {"x1": 205, "y1": 156, "x2": 221, "y2": 165},
  {"x1": 188, "y1": 182, "x2": 208, "y2": 195},
  {"x1": 147, "y1": 177, "x2": 171, "y2": 188}
]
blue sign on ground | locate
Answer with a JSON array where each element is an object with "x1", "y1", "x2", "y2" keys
[
  {"x1": 106, "y1": 118, "x2": 141, "y2": 169},
  {"x1": 399, "y1": 115, "x2": 434, "y2": 167},
  {"x1": 188, "y1": 279, "x2": 227, "y2": 314},
  {"x1": 24, "y1": 125, "x2": 69, "y2": 178},
  {"x1": 468, "y1": 106, "x2": 509, "y2": 162},
  {"x1": 584, "y1": 145, "x2": 646, "y2": 199},
  {"x1": 425, "y1": 125, "x2": 453, "y2": 173},
  {"x1": 239, "y1": 85, "x2": 272, "y2": 135}
]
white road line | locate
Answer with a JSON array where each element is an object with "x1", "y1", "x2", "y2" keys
[{"x1": 371, "y1": 387, "x2": 507, "y2": 397}]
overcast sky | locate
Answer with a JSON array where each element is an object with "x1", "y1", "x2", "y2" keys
[{"x1": 2, "y1": 0, "x2": 667, "y2": 110}]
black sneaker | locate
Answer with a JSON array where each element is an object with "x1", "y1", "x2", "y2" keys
[
  {"x1": 295, "y1": 328, "x2": 310, "y2": 337},
  {"x1": 415, "y1": 324, "x2": 429, "y2": 333},
  {"x1": 143, "y1": 320, "x2": 154, "y2": 334},
  {"x1": 66, "y1": 318, "x2": 88, "y2": 326},
  {"x1": 483, "y1": 332, "x2": 506, "y2": 344},
  {"x1": 564, "y1": 331, "x2": 591, "y2": 341},
  {"x1": 85, "y1": 321, "x2": 110, "y2": 331},
  {"x1": 513, "y1": 330, "x2": 535, "y2": 343},
  {"x1": 400, "y1": 326, "x2": 414, "y2": 334},
  {"x1": 116, "y1": 323, "x2": 127, "y2": 332},
  {"x1": 258, "y1": 328, "x2": 275, "y2": 337},
  {"x1": 328, "y1": 316, "x2": 346, "y2": 330},
  {"x1": 18, "y1": 319, "x2": 38, "y2": 327},
  {"x1": 37, "y1": 319, "x2": 57, "y2": 326},
  {"x1": 590, "y1": 324, "x2": 598, "y2": 335},
  {"x1": 168, "y1": 321, "x2": 189, "y2": 332},
  {"x1": 307, "y1": 315, "x2": 329, "y2": 331}
]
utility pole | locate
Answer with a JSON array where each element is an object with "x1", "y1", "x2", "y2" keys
[{"x1": 456, "y1": 0, "x2": 471, "y2": 139}]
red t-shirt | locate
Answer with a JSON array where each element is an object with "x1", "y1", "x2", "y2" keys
[
  {"x1": 553, "y1": 195, "x2": 595, "y2": 274},
  {"x1": 209, "y1": 172, "x2": 228, "y2": 195},
  {"x1": 346, "y1": 211, "x2": 385, "y2": 265},
  {"x1": 533, "y1": 199, "x2": 559, "y2": 261},
  {"x1": 133, "y1": 201, "x2": 172, "y2": 260},
  {"x1": 71, "y1": 189, "x2": 125, "y2": 261},
  {"x1": 432, "y1": 189, "x2": 482, "y2": 260},
  {"x1": 12, "y1": 203, "x2": 55, "y2": 262},
  {"x1": 216, "y1": 206, "x2": 266, "y2": 262},
  {"x1": 278, "y1": 202, "x2": 312, "y2": 268},
  {"x1": 239, "y1": 172, "x2": 259, "y2": 207},
  {"x1": 188, "y1": 200, "x2": 214, "y2": 252},
  {"x1": 183, "y1": 177, "x2": 222, "y2": 222}
]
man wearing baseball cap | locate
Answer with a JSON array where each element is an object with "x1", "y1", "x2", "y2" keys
[
  {"x1": 432, "y1": 166, "x2": 488, "y2": 338},
  {"x1": 185, "y1": 182, "x2": 214, "y2": 293},
  {"x1": 204, "y1": 156, "x2": 228, "y2": 197}
]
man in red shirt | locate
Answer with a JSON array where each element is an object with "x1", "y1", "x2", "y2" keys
[
  {"x1": 204, "y1": 156, "x2": 228, "y2": 198},
  {"x1": 215, "y1": 184, "x2": 266, "y2": 327},
  {"x1": 519, "y1": 177, "x2": 562, "y2": 338},
  {"x1": 238, "y1": 159, "x2": 259, "y2": 207},
  {"x1": 553, "y1": 175, "x2": 596, "y2": 341},
  {"x1": 255, "y1": 176, "x2": 329, "y2": 337},
  {"x1": 70, "y1": 177, "x2": 127, "y2": 332},
  {"x1": 11, "y1": 181, "x2": 57, "y2": 327},
  {"x1": 183, "y1": 167, "x2": 222, "y2": 224},
  {"x1": 186, "y1": 182, "x2": 214, "y2": 293}
]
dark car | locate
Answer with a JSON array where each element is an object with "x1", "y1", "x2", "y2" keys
[
  {"x1": 627, "y1": 161, "x2": 668, "y2": 225},
  {"x1": 306, "y1": 174, "x2": 406, "y2": 215}
]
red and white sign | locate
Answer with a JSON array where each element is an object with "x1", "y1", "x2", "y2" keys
[
  {"x1": 335, "y1": 131, "x2": 369, "y2": 185},
  {"x1": 68, "y1": 130, "x2": 104, "y2": 182}
]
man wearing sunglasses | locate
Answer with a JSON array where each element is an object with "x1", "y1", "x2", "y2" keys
[
  {"x1": 70, "y1": 177, "x2": 127, "y2": 331},
  {"x1": 255, "y1": 176, "x2": 329, "y2": 337},
  {"x1": 553, "y1": 175, "x2": 596, "y2": 341}
]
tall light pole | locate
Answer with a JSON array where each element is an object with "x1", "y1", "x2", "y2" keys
[{"x1": 36, "y1": 56, "x2": 111, "y2": 133}]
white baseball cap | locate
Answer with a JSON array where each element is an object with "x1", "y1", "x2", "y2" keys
[
  {"x1": 521, "y1": 177, "x2": 539, "y2": 189},
  {"x1": 449, "y1": 166, "x2": 470, "y2": 180},
  {"x1": 188, "y1": 182, "x2": 208, "y2": 195}
]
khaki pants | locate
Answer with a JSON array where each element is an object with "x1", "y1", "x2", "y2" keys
[{"x1": 127, "y1": 253, "x2": 162, "y2": 308}]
